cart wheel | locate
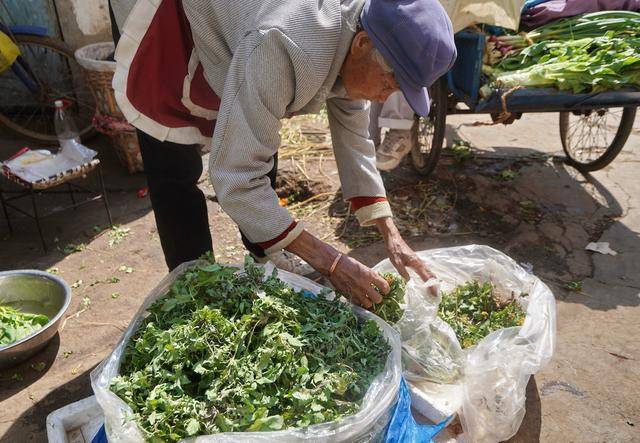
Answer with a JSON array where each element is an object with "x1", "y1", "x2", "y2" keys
[
  {"x1": 411, "y1": 76, "x2": 447, "y2": 176},
  {"x1": 559, "y1": 107, "x2": 637, "y2": 172}
]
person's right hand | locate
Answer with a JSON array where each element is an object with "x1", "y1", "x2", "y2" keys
[
  {"x1": 285, "y1": 230, "x2": 390, "y2": 308},
  {"x1": 329, "y1": 254, "x2": 390, "y2": 308}
]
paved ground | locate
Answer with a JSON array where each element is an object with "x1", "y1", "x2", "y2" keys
[{"x1": 0, "y1": 111, "x2": 638, "y2": 442}]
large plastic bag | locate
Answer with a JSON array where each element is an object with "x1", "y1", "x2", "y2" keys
[
  {"x1": 439, "y1": 0, "x2": 525, "y2": 32},
  {"x1": 373, "y1": 245, "x2": 556, "y2": 443},
  {"x1": 91, "y1": 261, "x2": 402, "y2": 443}
]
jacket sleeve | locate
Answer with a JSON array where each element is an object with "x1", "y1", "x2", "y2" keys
[
  {"x1": 208, "y1": 31, "x2": 309, "y2": 253},
  {"x1": 326, "y1": 96, "x2": 393, "y2": 226}
]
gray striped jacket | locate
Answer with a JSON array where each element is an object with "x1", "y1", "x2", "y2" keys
[{"x1": 112, "y1": 0, "x2": 392, "y2": 252}]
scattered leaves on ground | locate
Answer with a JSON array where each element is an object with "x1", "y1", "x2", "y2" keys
[
  {"x1": 496, "y1": 168, "x2": 519, "y2": 181},
  {"x1": 108, "y1": 225, "x2": 131, "y2": 247},
  {"x1": 60, "y1": 243, "x2": 86, "y2": 255},
  {"x1": 30, "y1": 362, "x2": 46, "y2": 372},
  {"x1": 450, "y1": 139, "x2": 473, "y2": 164},
  {"x1": 565, "y1": 281, "x2": 583, "y2": 292}
]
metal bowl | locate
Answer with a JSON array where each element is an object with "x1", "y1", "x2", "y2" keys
[{"x1": 0, "y1": 270, "x2": 71, "y2": 370}]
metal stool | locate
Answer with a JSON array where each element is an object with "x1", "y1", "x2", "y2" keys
[{"x1": 0, "y1": 158, "x2": 112, "y2": 252}]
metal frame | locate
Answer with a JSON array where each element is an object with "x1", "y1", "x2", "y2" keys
[{"x1": 0, "y1": 164, "x2": 113, "y2": 252}]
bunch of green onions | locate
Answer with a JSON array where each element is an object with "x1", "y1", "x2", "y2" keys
[{"x1": 497, "y1": 11, "x2": 640, "y2": 49}]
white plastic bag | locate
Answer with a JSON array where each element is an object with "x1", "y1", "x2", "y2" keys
[
  {"x1": 373, "y1": 245, "x2": 556, "y2": 443},
  {"x1": 91, "y1": 261, "x2": 402, "y2": 443}
]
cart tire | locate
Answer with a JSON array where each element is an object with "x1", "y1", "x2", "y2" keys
[
  {"x1": 559, "y1": 107, "x2": 637, "y2": 172},
  {"x1": 411, "y1": 76, "x2": 447, "y2": 177}
]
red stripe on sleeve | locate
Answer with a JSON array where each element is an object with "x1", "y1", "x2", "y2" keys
[
  {"x1": 349, "y1": 197, "x2": 387, "y2": 211},
  {"x1": 257, "y1": 221, "x2": 298, "y2": 249}
]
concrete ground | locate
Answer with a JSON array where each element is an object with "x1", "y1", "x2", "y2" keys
[{"x1": 0, "y1": 111, "x2": 638, "y2": 442}]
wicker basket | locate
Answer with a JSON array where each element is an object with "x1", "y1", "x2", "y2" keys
[{"x1": 75, "y1": 43, "x2": 143, "y2": 174}]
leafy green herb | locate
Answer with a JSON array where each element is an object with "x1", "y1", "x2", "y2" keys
[
  {"x1": 497, "y1": 11, "x2": 640, "y2": 49},
  {"x1": 371, "y1": 274, "x2": 406, "y2": 324},
  {"x1": 108, "y1": 225, "x2": 131, "y2": 247},
  {"x1": 111, "y1": 258, "x2": 389, "y2": 441},
  {"x1": 565, "y1": 281, "x2": 582, "y2": 292},
  {"x1": 59, "y1": 243, "x2": 85, "y2": 255},
  {"x1": 486, "y1": 34, "x2": 640, "y2": 93},
  {"x1": 31, "y1": 362, "x2": 46, "y2": 372},
  {"x1": 450, "y1": 139, "x2": 473, "y2": 164},
  {"x1": 0, "y1": 306, "x2": 49, "y2": 347},
  {"x1": 438, "y1": 281, "x2": 526, "y2": 348},
  {"x1": 496, "y1": 168, "x2": 519, "y2": 181}
]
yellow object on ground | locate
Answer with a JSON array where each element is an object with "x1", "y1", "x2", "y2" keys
[{"x1": 0, "y1": 31, "x2": 20, "y2": 74}]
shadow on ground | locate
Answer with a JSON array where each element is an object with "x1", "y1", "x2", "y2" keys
[
  {"x1": 344, "y1": 144, "x2": 638, "y2": 312},
  {"x1": 0, "y1": 134, "x2": 151, "y2": 271},
  {"x1": 1, "y1": 365, "x2": 95, "y2": 442}
]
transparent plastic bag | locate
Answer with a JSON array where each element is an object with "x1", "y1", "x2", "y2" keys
[
  {"x1": 373, "y1": 245, "x2": 556, "y2": 443},
  {"x1": 91, "y1": 261, "x2": 402, "y2": 443}
]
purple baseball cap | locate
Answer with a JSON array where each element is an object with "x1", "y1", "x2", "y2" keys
[{"x1": 361, "y1": 0, "x2": 457, "y2": 116}]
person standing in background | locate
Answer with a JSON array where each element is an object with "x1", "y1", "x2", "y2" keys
[{"x1": 370, "y1": 91, "x2": 417, "y2": 171}]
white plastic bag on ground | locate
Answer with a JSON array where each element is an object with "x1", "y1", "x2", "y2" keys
[
  {"x1": 373, "y1": 245, "x2": 556, "y2": 443},
  {"x1": 91, "y1": 261, "x2": 402, "y2": 443}
]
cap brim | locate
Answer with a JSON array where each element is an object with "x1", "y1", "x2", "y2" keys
[{"x1": 396, "y1": 70, "x2": 430, "y2": 117}]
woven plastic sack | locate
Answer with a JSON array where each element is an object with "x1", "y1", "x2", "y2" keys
[
  {"x1": 0, "y1": 31, "x2": 20, "y2": 74},
  {"x1": 91, "y1": 261, "x2": 402, "y2": 443},
  {"x1": 373, "y1": 245, "x2": 556, "y2": 443}
]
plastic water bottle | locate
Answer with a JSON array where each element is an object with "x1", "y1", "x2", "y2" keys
[{"x1": 54, "y1": 99, "x2": 81, "y2": 150}]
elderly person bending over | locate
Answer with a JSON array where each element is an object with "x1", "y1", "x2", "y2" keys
[{"x1": 108, "y1": 0, "x2": 456, "y2": 306}]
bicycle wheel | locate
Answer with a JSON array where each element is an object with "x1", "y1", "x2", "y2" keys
[
  {"x1": 411, "y1": 76, "x2": 447, "y2": 176},
  {"x1": 0, "y1": 34, "x2": 95, "y2": 143},
  {"x1": 559, "y1": 107, "x2": 637, "y2": 172}
]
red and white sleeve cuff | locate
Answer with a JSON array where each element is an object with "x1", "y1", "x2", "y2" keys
[
  {"x1": 257, "y1": 221, "x2": 305, "y2": 255},
  {"x1": 350, "y1": 197, "x2": 393, "y2": 226}
]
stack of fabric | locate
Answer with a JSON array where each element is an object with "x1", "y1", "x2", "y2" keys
[{"x1": 521, "y1": 0, "x2": 640, "y2": 28}]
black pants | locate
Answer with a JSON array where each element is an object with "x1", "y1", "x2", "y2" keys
[{"x1": 138, "y1": 131, "x2": 277, "y2": 270}]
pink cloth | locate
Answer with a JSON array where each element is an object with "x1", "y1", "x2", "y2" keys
[{"x1": 522, "y1": 0, "x2": 640, "y2": 29}]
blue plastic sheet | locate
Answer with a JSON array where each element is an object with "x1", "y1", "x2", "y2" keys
[
  {"x1": 384, "y1": 379, "x2": 450, "y2": 443},
  {"x1": 92, "y1": 425, "x2": 107, "y2": 443}
]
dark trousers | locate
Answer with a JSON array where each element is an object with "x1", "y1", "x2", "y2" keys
[{"x1": 138, "y1": 131, "x2": 277, "y2": 270}]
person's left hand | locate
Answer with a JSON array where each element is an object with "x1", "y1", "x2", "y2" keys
[{"x1": 375, "y1": 217, "x2": 434, "y2": 282}]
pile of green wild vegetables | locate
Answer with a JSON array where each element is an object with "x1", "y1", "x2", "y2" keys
[
  {"x1": 483, "y1": 11, "x2": 640, "y2": 93},
  {"x1": 110, "y1": 258, "x2": 390, "y2": 441},
  {"x1": 368, "y1": 274, "x2": 525, "y2": 349},
  {"x1": 0, "y1": 305, "x2": 49, "y2": 347},
  {"x1": 438, "y1": 281, "x2": 526, "y2": 349}
]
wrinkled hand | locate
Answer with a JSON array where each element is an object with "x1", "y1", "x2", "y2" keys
[
  {"x1": 329, "y1": 255, "x2": 390, "y2": 308},
  {"x1": 376, "y1": 217, "x2": 434, "y2": 282},
  {"x1": 285, "y1": 230, "x2": 390, "y2": 308}
]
